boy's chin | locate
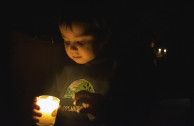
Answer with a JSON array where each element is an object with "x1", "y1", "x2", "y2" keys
[
  {"x1": 73, "y1": 59, "x2": 88, "y2": 64},
  {"x1": 73, "y1": 59, "x2": 93, "y2": 64}
]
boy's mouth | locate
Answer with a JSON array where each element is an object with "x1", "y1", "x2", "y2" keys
[{"x1": 72, "y1": 56, "x2": 82, "y2": 59}]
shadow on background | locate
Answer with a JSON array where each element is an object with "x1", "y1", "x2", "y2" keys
[{"x1": 1, "y1": 2, "x2": 194, "y2": 126}]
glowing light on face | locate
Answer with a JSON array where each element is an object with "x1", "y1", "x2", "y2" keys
[{"x1": 59, "y1": 22, "x2": 99, "y2": 64}]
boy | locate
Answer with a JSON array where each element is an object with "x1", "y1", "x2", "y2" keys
[
  {"x1": 32, "y1": 4, "x2": 155, "y2": 126},
  {"x1": 32, "y1": 5, "x2": 125, "y2": 126}
]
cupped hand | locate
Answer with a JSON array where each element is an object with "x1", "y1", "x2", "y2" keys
[
  {"x1": 32, "y1": 96, "x2": 61, "y2": 125},
  {"x1": 32, "y1": 97, "x2": 42, "y2": 124},
  {"x1": 73, "y1": 90, "x2": 105, "y2": 120}
]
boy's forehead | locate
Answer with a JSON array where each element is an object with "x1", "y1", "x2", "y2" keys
[{"x1": 60, "y1": 22, "x2": 94, "y2": 38}]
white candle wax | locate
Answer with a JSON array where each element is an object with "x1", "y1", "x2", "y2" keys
[{"x1": 36, "y1": 95, "x2": 60, "y2": 126}]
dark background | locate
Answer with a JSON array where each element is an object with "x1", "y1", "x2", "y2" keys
[{"x1": 1, "y1": 1, "x2": 194, "y2": 126}]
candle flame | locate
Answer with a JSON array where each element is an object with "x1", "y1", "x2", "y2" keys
[
  {"x1": 37, "y1": 96, "x2": 59, "y2": 113},
  {"x1": 48, "y1": 96, "x2": 53, "y2": 100},
  {"x1": 158, "y1": 48, "x2": 161, "y2": 53},
  {"x1": 164, "y1": 49, "x2": 167, "y2": 53}
]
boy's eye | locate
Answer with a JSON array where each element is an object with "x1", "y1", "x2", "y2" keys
[
  {"x1": 64, "y1": 41, "x2": 70, "y2": 45},
  {"x1": 77, "y1": 41, "x2": 85, "y2": 45}
]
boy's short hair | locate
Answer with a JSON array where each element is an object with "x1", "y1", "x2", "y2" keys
[{"x1": 57, "y1": 4, "x2": 111, "y2": 41}]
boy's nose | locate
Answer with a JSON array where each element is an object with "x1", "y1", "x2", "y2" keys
[{"x1": 70, "y1": 45, "x2": 78, "y2": 51}]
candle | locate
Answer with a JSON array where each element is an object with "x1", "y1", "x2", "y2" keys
[
  {"x1": 36, "y1": 95, "x2": 60, "y2": 126},
  {"x1": 158, "y1": 48, "x2": 162, "y2": 53},
  {"x1": 164, "y1": 49, "x2": 167, "y2": 54}
]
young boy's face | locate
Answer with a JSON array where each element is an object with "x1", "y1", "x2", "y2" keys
[{"x1": 59, "y1": 22, "x2": 100, "y2": 64}]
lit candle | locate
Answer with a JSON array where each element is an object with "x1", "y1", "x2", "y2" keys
[
  {"x1": 36, "y1": 95, "x2": 60, "y2": 126},
  {"x1": 164, "y1": 49, "x2": 167, "y2": 54},
  {"x1": 158, "y1": 48, "x2": 162, "y2": 53}
]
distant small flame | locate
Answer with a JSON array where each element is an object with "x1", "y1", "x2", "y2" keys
[
  {"x1": 164, "y1": 49, "x2": 167, "y2": 53},
  {"x1": 158, "y1": 48, "x2": 161, "y2": 53}
]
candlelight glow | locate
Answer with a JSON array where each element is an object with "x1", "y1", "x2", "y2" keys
[
  {"x1": 37, "y1": 96, "x2": 59, "y2": 113},
  {"x1": 164, "y1": 49, "x2": 167, "y2": 53},
  {"x1": 36, "y1": 95, "x2": 60, "y2": 126},
  {"x1": 158, "y1": 48, "x2": 162, "y2": 53}
]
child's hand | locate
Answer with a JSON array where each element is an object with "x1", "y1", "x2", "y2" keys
[
  {"x1": 73, "y1": 90, "x2": 104, "y2": 121},
  {"x1": 32, "y1": 97, "x2": 42, "y2": 124},
  {"x1": 32, "y1": 96, "x2": 61, "y2": 125}
]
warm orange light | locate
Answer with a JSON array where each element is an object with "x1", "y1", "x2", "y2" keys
[
  {"x1": 164, "y1": 49, "x2": 167, "y2": 53},
  {"x1": 36, "y1": 95, "x2": 60, "y2": 126},
  {"x1": 158, "y1": 48, "x2": 162, "y2": 53}
]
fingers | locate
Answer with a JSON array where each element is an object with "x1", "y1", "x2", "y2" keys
[
  {"x1": 32, "y1": 96, "x2": 41, "y2": 125},
  {"x1": 87, "y1": 113, "x2": 96, "y2": 121},
  {"x1": 79, "y1": 107, "x2": 92, "y2": 114},
  {"x1": 51, "y1": 109, "x2": 58, "y2": 117},
  {"x1": 32, "y1": 97, "x2": 40, "y2": 110},
  {"x1": 73, "y1": 90, "x2": 94, "y2": 101},
  {"x1": 32, "y1": 103, "x2": 40, "y2": 110},
  {"x1": 82, "y1": 103, "x2": 90, "y2": 108},
  {"x1": 74, "y1": 97, "x2": 92, "y2": 106},
  {"x1": 74, "y1": 91, "x2": 103, "y2": 106},
  {"x1": 32, "y1": 96, "x2": 41, "y2": 117},
  {"x1": 32, "y1": 109, "x2": 42, "y2": 117},
  {"x1": 79, "y1": 107, "x2": 96, "y2": 120},
  {"x1": 73, "y1": 90, "x2": 95, "y2": 105},
  {"x1": 73, "y1": 91, "x2": 104, "y2": 119},
  {"x1": 32, "y1": 116, "x2": 39, "y2": 123},
  {"x1": 32, "y1": 109, "x2": 41, "y2": 125},
  {"x1": 32, "y1": 96, "x2": 40, "y2": 110},
  {"x1": 33, "y1": 97, "x2": 38, "y2": 102}
]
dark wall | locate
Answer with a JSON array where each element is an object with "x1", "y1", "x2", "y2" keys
[{"x1": 1, "y1": 2, "x2": 193, "y2": 125}]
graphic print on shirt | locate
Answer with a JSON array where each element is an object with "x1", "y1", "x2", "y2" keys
[
  {"x1": 63, "y1": 79, "x2": 95, "y2": 99},
  {"x1": 61, "y1": 79, "x2": 95, "y2": 112}
]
